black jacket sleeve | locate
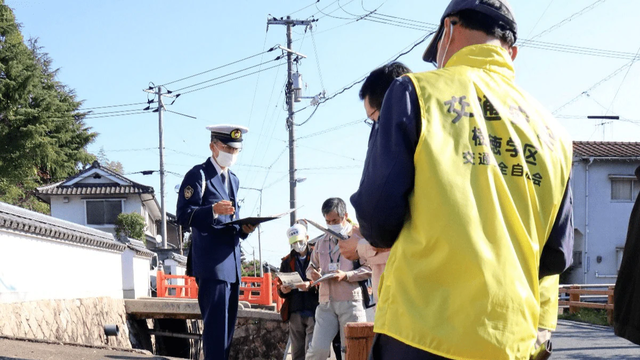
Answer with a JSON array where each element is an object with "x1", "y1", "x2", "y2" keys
[{"x1": 539, "y1": 178, "x2": 574, "y2": 278}]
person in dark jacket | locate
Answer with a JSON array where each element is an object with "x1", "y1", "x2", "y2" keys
[
  {"x1": 614, "y1": 165, "x2": 640, "y2": 345},
  {"x1": 278, "y1": 224, "x2": 319, "y2": 360}
]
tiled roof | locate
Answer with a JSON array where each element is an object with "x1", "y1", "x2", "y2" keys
[
  {"x1": 36, "y1": 161, "x2": 154, "y2": 197},
  {"x1": 573, "y1": 141, "x2": 640, "y2": 158},
  {"x1": 0, "y1": 202, "x2": 126, "y2": 252},
  {"x1": 37, "y1": 183, "x2": 153, "y2": 196},
  {"x1": 127, "y1": 244, "x2": 156, "y2": 258}
]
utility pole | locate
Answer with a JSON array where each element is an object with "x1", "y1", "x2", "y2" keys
[
  {"x1": 267, "y1": 16, "x2": 316, "y2": 226},
  {"x1": 241, "y1": 186, "x2": 263, "y2": 277},
  {"x1": 143, "y1": 85, "x2": 176, "y2": 249}
]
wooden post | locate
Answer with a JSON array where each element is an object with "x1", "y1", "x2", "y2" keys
[
  {"x1": 569, "y1": 285, "x2": 580, "y2": 314},
  {"x1": 607, "y1": 285, "x2": 615, "y2": 325},
  {"x1": 345, "y1": 322, "x2": 375, "y2": 360}
]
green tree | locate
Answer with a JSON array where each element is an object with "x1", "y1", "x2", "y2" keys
[
  {"x1": 0, "y1": 3, "x2": 96, "y2": 213},
  {"x1": 242, "y1": 259, "x2": 261, "y2": 277},
  {"x1": 95, "y1": 147, "x2": 124, "y2": 174},
  {"x1": 114, "y1": 212, "x2": 146, "y2": 242}
]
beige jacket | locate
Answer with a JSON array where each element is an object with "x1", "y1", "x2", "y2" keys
[{"x1": 307, "y1": 233, "x2": 372, "y2": 303}]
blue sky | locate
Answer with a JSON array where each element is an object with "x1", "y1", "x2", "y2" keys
[{"x1": 8, "y1": 0, "x2": 640, "y2": 266}]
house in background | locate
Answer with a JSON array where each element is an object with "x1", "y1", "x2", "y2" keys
[
  {"x1": 567, "y1": 141, "x2": 640, "y2": 284},
  {"x1": 35, "y1": 161, "x2": 181, "y2": 250}
]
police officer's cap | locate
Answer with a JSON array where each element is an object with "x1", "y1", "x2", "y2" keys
[
  {"x1": 206, "y1": 124, "x2": 249, "y2": 149},
  {"x1": 422, "y1": 0, "x2": 517, "y2": 65}
]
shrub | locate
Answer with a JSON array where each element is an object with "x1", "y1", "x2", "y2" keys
[{"x1": 114, "y1": 212, "x2": 146, "y2": 242}]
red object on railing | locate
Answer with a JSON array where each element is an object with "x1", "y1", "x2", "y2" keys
[
  {"x1": 156, "y1": 269, "x2": 283, "y2": 311},
  {"x1": 156, "y1": 269, "x2": 198, "y2": 299}
]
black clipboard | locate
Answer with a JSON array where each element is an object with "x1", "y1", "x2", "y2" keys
[{"x1": 222, "y1": 208, "x2": 295, "y2": 226}]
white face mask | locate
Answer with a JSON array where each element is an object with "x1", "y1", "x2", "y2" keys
[
  {"x1": 327, "y1": 220, "x2": 352, "y2": 237},
  {"x1": 292, "y1": 241, "x2": 306, "y2": 254},
  {"x1": 214, "y1": 146, "x2": 238, "y2": 168},
  {"x1": 437, "y1": 22, "x2": 454, "y2": 69}
]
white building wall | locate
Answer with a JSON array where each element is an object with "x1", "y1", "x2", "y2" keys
[
  {"x1": 133, "y1": 256, "x2": 151, "y2": 298},
  {"x1": 50, "y1": 195, "x2": 144, "y2": 237},
  {"x1": 121, "y1": 248, "x2": 151, "y2": 299},
  {"x1": 0, "y1": 230, "x2": 123, "y2": 303}
]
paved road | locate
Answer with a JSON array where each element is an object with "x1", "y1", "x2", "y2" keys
[
  {"x1": 552, "y1": 320, "x2": 640, "y2": 359},
  {"x1": 2, "y1": 320, "x2": 639, "y2": 360},
  {"x1": 0, "y1": 338, "x2": 182, "y2": 360}
]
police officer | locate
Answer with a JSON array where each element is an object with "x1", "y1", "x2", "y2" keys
[{"x1": 176, "y1": 124, "x2": 256, "y2": 360}]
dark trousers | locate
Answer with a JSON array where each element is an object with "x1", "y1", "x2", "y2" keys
[
  {"x1": 197, "y1": 278, "x2": 239, "y2": 360},
  {"x1": 369, "y1": 334, "x2": 450, "y2": 360}
]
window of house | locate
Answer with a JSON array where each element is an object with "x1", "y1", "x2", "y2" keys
[
  {"x1": 572, "y1": 250, "x2": 583, "y2": 268},
  {"x1": 86, "y1": 200, "x2": 123, "y2": 225},
  {"x1": 610, "y1": 176, "x2": 640, "y2": 201}
]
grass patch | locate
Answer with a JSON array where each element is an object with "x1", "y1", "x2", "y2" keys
[{"x1": 558, "y1": 308, "x2": 610, "y2": 326}]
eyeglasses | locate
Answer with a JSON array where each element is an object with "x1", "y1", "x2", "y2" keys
[
  {"x1": 216, "y1": 142, "x2": 241, "y2": 154},
  {"x1": 367, "y1": 108, "x2": 379, "y2": 122},
  {"x1": 363, "y1": 118, "x2": 374, "y2": 128}
]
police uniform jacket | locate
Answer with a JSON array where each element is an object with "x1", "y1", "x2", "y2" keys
[{"x1": 176, "y1": 158, "x2": 247, "y2": 282}]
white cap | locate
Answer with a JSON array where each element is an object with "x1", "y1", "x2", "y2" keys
[
  {"x1": 287, "y1": 224, "x2": 307, "y2": 245},
  {"x1": 206, "y1": 124, "x2": 249, "y2": 149}
]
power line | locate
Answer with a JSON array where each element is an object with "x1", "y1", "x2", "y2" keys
[
  {"x1": 606, "y1": 44, "x2": 640, "y2": 115},
  {"x1": 80, "y1": 102, "x2": 148, "y2": 110},
  {"x1": 160, "y1": 46, "x2": 279, "y2": 86},
  {"x1": 103, "y1": 147, "x2": 158, "y2": 152},
  {"x1": 86, "y1": 108, "x2": 151, "y2": 116},
  {"x1": 293, "y1": 29, "x2": 435, "y2": 115},
  {"x1": 178, "y1": 63, "x2": 286, "y2": 96},
  {"x1": 288, "y1": 0, "x2": 320, "y2": 16},
  {"x1": 553, "y1": 60, "x2": 637, "y2": 114},
  {"x1": 84, "y1": 111, "x2": 148, "y2": 120},
  {"x1": 520, "y1": 0, "x2": 607, "y2": 45},
  {"x1": 297, "y1": 118, "x2": 363, "y2": 140},
  {"x1": 172, "y1": 57, "x2": 283, "y2": 92},
  {"x1": 523, "y1": 0, "x2": 556, "y2": 40}
]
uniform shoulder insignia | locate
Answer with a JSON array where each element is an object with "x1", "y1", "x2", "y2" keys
[{"x1": 184, "y1": 185, "x2": 194, "y2": 200}]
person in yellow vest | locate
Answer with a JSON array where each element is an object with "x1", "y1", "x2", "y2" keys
[
  {"x1": 350, "y1": 0, "x2": 574, "y2": 359},
  {"x1": 537, "y1": 275, "x2": 560, "y2": 348}
]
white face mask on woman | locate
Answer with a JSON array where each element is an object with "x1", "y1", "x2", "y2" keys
[{"x1": 214, "y1": 145, "x2": 238, "y2": 168}]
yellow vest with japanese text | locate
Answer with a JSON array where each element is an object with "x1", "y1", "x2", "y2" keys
[
  {"x1": 538, "y1": 275, "x2": 560, "y2": 330},
  {"x1": 374, "y1": 45, "x2": 572, "y2": 360}
]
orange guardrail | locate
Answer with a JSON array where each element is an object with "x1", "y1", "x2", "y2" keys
[
  {"x1": 156, "y1": 269, "x2": 283, "y2": 311},
  {"x1": 156, "y1": 270, "x2": 199, "y2": 299}
]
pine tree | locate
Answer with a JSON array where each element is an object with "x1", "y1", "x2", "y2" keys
[{"x1": 0, "y1": 2, "x2": 96, "y2": 213}]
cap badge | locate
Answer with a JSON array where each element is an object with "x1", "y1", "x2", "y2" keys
[{"x1": 230, "y1": 129, "x2": 242, "y2": 139}]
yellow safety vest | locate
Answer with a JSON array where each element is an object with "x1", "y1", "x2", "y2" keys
[
  {"x1": 538, "y1": 275, "x2": 560, "y2": 330},
  {"x1": 374, "y1": 45, "x2": 572, "y2": 360}
]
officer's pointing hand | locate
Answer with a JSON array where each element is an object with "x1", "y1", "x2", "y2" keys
[{"x1": 213, "y1": 200, "x2": 235, "y2": 215}]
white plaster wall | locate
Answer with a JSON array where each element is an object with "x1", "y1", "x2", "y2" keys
[
  {"x1": 121, "y1": 249, "x2": 135, "y2": 297},
  {"x1": 50, "y1": 195, "x2": 146, "y2": 236},
  {"x1": 0, "y1": 230, "x2": 123, "y2": 303},
  {"x1": 133, "y1": 255, "x2": 151, "y2": 298},
  {"x1": 50, "y1": 196, "x2": 86, "y2": 225}
]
